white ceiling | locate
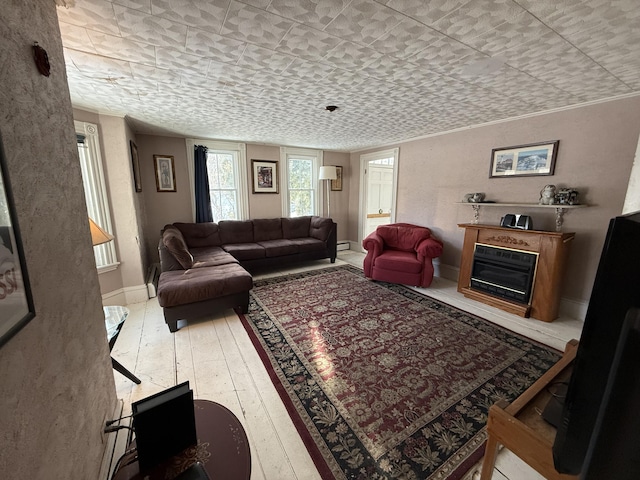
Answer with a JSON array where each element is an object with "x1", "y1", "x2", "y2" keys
[{"x1": 57, "y1": 0, "x2": 640, "y2": 151}]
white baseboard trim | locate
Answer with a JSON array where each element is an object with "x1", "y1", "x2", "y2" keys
[
  {"x1": 436, "y1": 262, "x2": 459, "y2": 283},
  {"x1": 102, "y1": 284, "x2": 149, "y2": 306}
]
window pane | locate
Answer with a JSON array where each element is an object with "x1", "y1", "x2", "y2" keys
[
  {"x1": 206, "y1": 151, "x2": 239, "y2": 222},
  {"x1": 290, "y1": 190, "x2": 313, "y2": 217},
  {"x1": 288, "y1": 158, "x2": 312, "y2": 189}
]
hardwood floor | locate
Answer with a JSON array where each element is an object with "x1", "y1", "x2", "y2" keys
[{"x1": 109, "y1": 251, "x2": 582, "y2": 480}]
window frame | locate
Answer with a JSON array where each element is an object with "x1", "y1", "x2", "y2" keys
[
  {"x1": 186, "y1": 139, "x2": 249, "y2": 222},
  {"x1": 75, "y1": 120, "x2": 118, "y2": 273},
  {"x1": 280, "y1": 147, "x2": 323, "y2": 217}
]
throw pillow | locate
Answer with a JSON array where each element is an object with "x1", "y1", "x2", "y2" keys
[{"x1": 163, "y1": 227, "x2": 194, "y2": 269}]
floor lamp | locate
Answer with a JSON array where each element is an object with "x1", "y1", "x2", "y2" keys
[{"x1": 319, "y1": 166, "x2": 337, "y2": 217}]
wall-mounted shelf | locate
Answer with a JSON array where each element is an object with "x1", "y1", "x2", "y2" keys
[{"x1": 456, "y1": 202, "x2": 588, "y2": 231}]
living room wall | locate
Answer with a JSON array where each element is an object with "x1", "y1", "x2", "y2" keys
[
  {"x1": 0, "y1": 1, "x2": 117, "y2": 478},
  {"x1": 135, "y1": 135, "x2": 350, "y2": 265},
  {"x1": 73, "y1": 109, "x2": 149, "y2": 302},
  {"x1": 349, "y1": 96, "x2": 640, "y2": 311}
]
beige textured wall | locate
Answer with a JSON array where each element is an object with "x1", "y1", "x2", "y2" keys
[
  {"x1": 73, "y1": 110, "x2": 149, "y2": 297},
  {"x1": 247, "y1": 144, "x2": 282, "y2": 218},
  {"x1": 137, "y1": 134, "x2": 191, "y2": 262},
  {"x1": 322, "y1": 151, "x2": 350, "y2": 241},
  {"x1": 349, "y1": 96, "x2": 640, "y2": 304},
  {"x1": 0, "y1": 1, "x2": 117, "y2": 478}
]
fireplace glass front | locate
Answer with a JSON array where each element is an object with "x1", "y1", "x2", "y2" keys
[{"x1": 470, "y1": 244, "x2": 538, "y2": 304}]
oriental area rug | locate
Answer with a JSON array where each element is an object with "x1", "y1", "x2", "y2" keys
[{"x1": 238, "y1": 265, "x2": 560, "y2": 480}]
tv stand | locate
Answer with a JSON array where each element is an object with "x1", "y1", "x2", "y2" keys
[{"x1": 480, "y1": 340, "x2": 580, "y2": 480}]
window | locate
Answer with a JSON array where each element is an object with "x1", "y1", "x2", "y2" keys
[
  {"x1": 206, "y1": 150, "x2": 240, "y2": 221},
  {"x1": 75, "y1": 121, "x2": 118, "y2": 271},
  {"x1": 186, "y1": 140, "x2": 248, "y2": 221},
  {"x1": 280, "y1": 147, "x2": 322, "y2": 217}
]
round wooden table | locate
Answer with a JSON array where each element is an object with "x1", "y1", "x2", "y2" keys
[{"x1": 112, "y1": 399, "x2": 251, "y2": 480}]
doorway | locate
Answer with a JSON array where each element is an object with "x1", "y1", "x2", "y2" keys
[{"x1": 358, "y1": 148, "x2": 399, "y2": 249}]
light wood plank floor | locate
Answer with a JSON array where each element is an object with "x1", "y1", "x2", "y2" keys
[{"x1": 109, "y1": 251, "x2": 582, "y2": 480}]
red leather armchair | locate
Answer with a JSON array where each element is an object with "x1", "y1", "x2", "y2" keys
[{"x1": 362, "y1": 223, "x2": 443, "y2": 288}]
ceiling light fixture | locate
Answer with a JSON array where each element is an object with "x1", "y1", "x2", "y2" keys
[{"x1": 325, "y1": 105, "x2": 338, "y2": 112}]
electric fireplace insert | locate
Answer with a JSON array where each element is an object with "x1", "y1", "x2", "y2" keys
[{"x1": 470, "y1": 243, "x2": 538, "y2": 304}]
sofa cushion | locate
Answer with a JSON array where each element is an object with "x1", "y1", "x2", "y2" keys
[
  {"x1": 309, "y1": 216, "x2": 334, "y2": 241},
  {"x1": 288, "y1": 237, "x2": 326, "y2": 253},
  {"x1": 219, "y1": 220, "x2": 254, "y2": 244},
  {"x1": 257, "y1": 239, "x2": 298, "y2": 257},
  {"x1": 282, "y1": 216, "x2": 311, "y2": 239},
  {"x1": 374, "y1": 250, "x2": 423, "y2": 274},
  {"x1": 253, "y1": 218, "x2": 283, "y2": 242},
  {"x1": 377, "y1": 224, "x2": 431, "y2": 252},
  {"x1": 222, "y1": 243, "x2": 266, "y2": 261},
  {"x1": 162, "y1": 226, "x2": 194, "y2": 269},
  {"x1": 174, "y1": 222, "x2": 222, "y2": 248},
  {"x1": 157, "y1": 263, "x2": 252, "y2": 308},
  {"x1": 190, "y1": 246, "x2": 238, "y2": 268}
]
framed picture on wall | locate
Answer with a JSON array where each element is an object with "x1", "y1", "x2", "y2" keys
[
  {"x1": 331, "y1": 166, "x2": 343, "y2": 191},
  {"x1": 490, "y1": 140, "x2": 559, "y2": 178},
  {"x1": 130, "y1": 140, "x2": 142, "y2": 192},
  {"x1": 252, "y1": 159, "x2": 278, "y2": 194},
  {"x1": 153, "y1": 155, "x2": 176, "y2": 192},
  {"x1": 0, "y1": 132, "x2": 36, "y2": 348}
]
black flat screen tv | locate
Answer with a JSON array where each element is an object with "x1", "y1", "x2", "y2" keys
[{"x1": 552, "y1": 211, "x2": 640, "y2": 474}]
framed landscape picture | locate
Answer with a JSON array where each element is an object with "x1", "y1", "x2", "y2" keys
[
  {"x1": 490, "y1": 140, "x2": 559, "y2": 178},
  {"x1": 0, "y1": 133, "x2": 35, "y2": 348},
  {"x1": 153, "y1": 155, "x2": 176, "y2": 192},
  {"x1": 252, "y1": 159, "x2": 278, "y2": 194}
]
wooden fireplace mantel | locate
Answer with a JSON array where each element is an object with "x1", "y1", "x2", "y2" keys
[{"x1": 457, "y1": 224, "x2": 575, "y2": 322}]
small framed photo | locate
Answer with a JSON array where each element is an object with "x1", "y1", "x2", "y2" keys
[
  {"x1": 0, "y1": 132, "x2": 36, "y2": 348},
  {"x1": 153, "y1": 155, "x2": 176, "y2": 192},
  {"x1": 331, "y1": 166, "x2": 343, "y2": 191},
  {"x1": 130, "y1": 141, "x2": 142, "y2": 192},
  {"x1": 252, "y1": 159, "x2": 278, "y2": 194},
  {"x1": 490, "y1": 140, "x2": 559, "y2": 178}
]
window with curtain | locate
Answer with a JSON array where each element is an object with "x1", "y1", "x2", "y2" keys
[
  {"x1": 188, "y1": 140, "x2": 248, "y2": 222},
  {"x1": 75, "y1": 121, "x2": 118, "y2": 271},
  {"x1": 281, "y1": 148, "x2": 321, "y2": 217}
]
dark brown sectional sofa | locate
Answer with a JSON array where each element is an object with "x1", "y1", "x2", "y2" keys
[{"x1": 157, "y1": 216, "x2": 337, "y2": 332}]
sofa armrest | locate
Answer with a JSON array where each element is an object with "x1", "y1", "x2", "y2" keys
[
  {"x1": 158, "y1": 238, "x2": 185, "y2": 272},
  {"x1": 416, "y1": 237, "x2": 443, "y2": 260}
]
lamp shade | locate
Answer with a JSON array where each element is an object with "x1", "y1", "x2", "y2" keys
[
  {"x1": 319, "y1": 166, "x2": 338, "y2": 180},
  {"x1": 89, "y1": 217, "x2": 114, "y2": 246}
]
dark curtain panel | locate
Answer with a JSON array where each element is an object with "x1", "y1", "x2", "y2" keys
[{"x1": 194, "y1": 145, "x2": 213, "y2": 223}]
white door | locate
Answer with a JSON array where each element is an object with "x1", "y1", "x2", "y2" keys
[
  {"x1": 365, "y1": 165, "x2": 394, "y2": 237},
  {"x1": 359, "y1": 149, "x2": 399, "y2": 248}
]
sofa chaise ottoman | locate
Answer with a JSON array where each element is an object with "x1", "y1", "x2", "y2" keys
[{"x1": 157, "y1": 216, "x2": 337, "y2": 331}]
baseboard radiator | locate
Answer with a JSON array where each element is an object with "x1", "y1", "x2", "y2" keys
[{"x1": 147, "y1": 263, "x2": 160, "y2": 298}]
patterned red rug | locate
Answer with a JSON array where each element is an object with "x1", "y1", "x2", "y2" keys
[{"x1": 239, "y1": 265, "x2": 560, "y2": 479}]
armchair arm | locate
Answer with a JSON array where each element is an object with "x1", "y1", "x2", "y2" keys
[
  {"x1": 362, "y1": 232, "x2": 384, "y2": 255},
  {"x1": 416, "y1": 237, "x2": 443, "y2": 260},
  {"x1": 362, "y1": 232, "x2": 384, "y2": 277}
]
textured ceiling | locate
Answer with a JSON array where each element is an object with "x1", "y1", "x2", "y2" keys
[{"x1": 57, "y1": 0, "x2": 640, "y2": 151}]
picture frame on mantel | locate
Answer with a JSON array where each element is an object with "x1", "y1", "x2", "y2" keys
[
  {"x1": 154, "y1": 155, "x2": 176, "y2": 192},
  {"x1": 252, "y1": 159, "x2": 278, "y2": 194},
  {"x1": 0, "y1": 131, "x2": 36, "y2": 348},
  {"x1": 490, "y1": 140, "x2": 559, "y2": 178}
]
